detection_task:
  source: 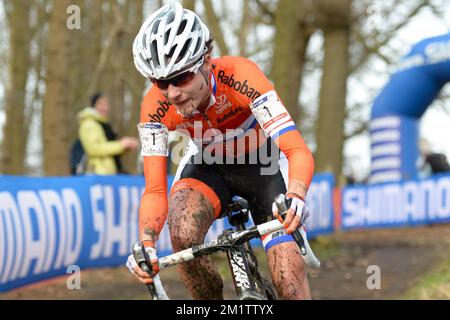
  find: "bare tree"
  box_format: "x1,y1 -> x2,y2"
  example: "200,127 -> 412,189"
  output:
183,0 -> 196,11
87,1 -> 124,99
1,0 -> 31,175
313,0 -> 352,182
343,0 -> 436,141
42,0 -> 73,175
122,0 -> 146,174
270,0 -> 315,122
202,0 -> 229,56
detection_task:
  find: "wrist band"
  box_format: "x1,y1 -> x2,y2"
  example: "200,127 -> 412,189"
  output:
142,239 -> 155,248
286,192 -> 306,201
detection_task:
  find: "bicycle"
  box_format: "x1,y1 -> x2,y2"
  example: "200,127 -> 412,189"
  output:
132,194 -> 321,300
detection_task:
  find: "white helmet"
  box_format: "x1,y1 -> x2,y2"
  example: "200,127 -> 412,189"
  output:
133,2 -> 211,80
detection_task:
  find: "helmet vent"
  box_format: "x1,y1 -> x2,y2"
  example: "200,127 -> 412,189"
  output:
151,19 -> 160,36
164,30 -> 170,45
193,37 -> 202,55
177,39 -> 191,63
151,40 -> 159,66
177,19 -> 187,36
168,45 -> 177,58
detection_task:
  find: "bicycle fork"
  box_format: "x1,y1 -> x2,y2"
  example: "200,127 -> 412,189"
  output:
225,243 -> 265,300
222,224 -> 266,300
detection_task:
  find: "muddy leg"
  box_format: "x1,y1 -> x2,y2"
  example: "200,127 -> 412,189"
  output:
267,242 -> 311,300
168,189 -> 223,300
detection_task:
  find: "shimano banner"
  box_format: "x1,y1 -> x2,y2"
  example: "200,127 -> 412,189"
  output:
0,175 -> 147,292
302,173 -> 335,236
342,173 -> 450,230
0,173 -> 334,292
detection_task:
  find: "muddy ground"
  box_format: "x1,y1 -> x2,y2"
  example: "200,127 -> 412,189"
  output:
2,224 -> 450,300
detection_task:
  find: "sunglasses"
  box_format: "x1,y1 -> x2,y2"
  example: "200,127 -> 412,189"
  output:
151,70 -> 197,90
151,56 -> 205,90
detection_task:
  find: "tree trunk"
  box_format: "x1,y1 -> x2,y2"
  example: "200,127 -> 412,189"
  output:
202,0 -> 228,56
0,0 -> 31,175
270,0 -> 314,123
122,0 -> 145,174
42,0 -> 72,175
67,0 -> 86,144
314,0 -> 352,182
182,0 -> 196,11
237,0 -> 252,57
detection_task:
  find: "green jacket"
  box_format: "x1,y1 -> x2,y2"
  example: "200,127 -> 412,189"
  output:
77,107 -> 125,175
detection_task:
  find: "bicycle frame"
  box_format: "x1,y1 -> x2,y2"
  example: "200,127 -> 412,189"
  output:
133,218 -> 286,300
223,196 -> 269,300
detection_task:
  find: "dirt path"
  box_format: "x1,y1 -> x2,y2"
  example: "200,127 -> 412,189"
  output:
309,224 -> 450,299
2,224 -> 449,300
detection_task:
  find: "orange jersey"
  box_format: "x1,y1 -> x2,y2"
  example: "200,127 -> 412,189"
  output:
138,56 -> 314,243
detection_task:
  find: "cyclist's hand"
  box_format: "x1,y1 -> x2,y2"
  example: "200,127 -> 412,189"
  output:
126,246 -> 160,285
272,194 -> 310,234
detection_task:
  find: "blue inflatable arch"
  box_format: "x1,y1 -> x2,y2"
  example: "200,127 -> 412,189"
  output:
369,32 -> 450,183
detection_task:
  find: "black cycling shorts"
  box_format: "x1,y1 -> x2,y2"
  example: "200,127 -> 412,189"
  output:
172,144 -> 288,226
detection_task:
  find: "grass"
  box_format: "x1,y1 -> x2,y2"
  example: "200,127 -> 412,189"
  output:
401,253 -> 450,300
308,235 -> 342,261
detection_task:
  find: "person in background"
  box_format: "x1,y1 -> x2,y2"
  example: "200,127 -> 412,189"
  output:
77,92 -> 138,175
424,152 -> 450,174
418,138 -> 450,176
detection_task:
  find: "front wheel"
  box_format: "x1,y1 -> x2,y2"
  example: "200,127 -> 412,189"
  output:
239,291 -> 268,300
244,248 -> 278,300
261,277 -> 278,300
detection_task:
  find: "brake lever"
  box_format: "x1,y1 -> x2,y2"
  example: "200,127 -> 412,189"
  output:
132,241 -> 158,299
274,194 -> 307,256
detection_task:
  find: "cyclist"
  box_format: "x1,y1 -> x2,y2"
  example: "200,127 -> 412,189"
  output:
126,2 -> 314,300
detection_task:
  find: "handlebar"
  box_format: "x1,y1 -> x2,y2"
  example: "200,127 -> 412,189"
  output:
135,216 -> 319,273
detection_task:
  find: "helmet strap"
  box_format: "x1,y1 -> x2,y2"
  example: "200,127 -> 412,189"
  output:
199,67 -> 209,86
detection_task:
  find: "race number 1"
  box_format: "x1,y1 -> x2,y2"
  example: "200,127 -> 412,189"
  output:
250,90 -> 293,137
137,122 -> 169,157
